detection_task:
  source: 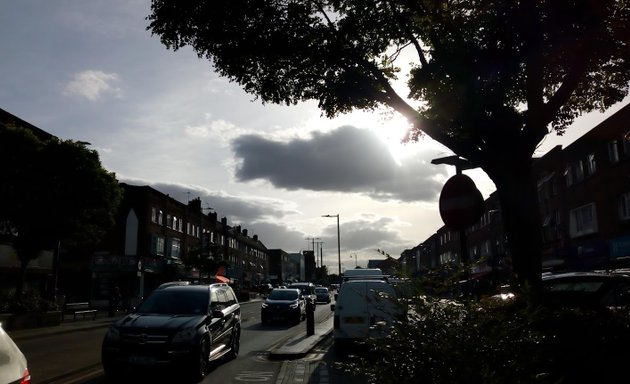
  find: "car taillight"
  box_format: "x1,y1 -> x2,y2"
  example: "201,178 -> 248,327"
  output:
21,368 -> 31,384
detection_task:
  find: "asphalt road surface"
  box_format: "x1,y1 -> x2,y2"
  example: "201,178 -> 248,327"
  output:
18,299 -> 336,384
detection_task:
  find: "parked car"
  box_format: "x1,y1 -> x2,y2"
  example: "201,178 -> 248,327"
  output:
261,288 -> 305,324
288,282 -> 317,306
541,271 -> 630,309
0,324 -> 30,384
331,278 -> 406,350
314,287 -> 331,303
101,282 -> 241,382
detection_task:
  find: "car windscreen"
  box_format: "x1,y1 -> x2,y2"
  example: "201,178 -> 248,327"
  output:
315,288 -> 328,294
136,289 -> 209,315
268,290 -> 298,300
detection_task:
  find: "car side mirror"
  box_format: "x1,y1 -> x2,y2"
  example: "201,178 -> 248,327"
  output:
334,293 -> 338,301
330,304 -> 335,311
212,309 -> 225,319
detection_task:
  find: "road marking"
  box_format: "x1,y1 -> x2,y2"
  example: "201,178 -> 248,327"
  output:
235,370 -> 275,382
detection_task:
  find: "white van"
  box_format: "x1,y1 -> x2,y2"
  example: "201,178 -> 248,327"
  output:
330,279 -> 404,347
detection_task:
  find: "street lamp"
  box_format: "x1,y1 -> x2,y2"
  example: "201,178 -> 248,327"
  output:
322,214 -> 341,283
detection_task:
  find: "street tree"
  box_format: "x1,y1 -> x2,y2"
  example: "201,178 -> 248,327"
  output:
0,126 -> 122,298
147,0 -> 630,287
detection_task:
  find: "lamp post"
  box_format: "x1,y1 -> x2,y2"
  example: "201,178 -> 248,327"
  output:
322,214 -> 341,284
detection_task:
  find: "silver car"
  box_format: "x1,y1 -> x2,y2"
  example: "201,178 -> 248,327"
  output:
0,324 -> 31,384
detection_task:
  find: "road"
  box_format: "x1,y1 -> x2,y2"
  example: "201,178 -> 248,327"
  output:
17,299 -> 338,384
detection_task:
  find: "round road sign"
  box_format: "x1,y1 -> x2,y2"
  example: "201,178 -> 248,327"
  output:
438,174 -> 484,231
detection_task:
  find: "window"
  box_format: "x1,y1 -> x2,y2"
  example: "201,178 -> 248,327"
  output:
624,132 -> 630,155
569,203 -> 597,238
151,207 -> 158,223
440,251 -> 454,264
158,210 -> 164,225
574,160 -> 584,183
619,193 -> 630,220
609,140 -> 620,163
586,153 -> 596,175
167,238 -> 181,259
151,235 -> 165,256
564,165 -> 573,187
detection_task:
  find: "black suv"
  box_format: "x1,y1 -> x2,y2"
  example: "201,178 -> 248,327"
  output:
101,282 -> 241,381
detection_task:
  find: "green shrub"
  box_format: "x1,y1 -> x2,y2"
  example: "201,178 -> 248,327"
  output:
0,290 -> 59,314
336,293 -> 630,384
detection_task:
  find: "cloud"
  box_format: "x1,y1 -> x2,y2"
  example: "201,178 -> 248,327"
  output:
231,125 -> 448,202
63,70 -> 122,101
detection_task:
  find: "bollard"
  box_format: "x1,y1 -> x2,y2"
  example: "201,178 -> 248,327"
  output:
306,298 -> 315,335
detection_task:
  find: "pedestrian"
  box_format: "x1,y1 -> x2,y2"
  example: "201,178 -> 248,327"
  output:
108,286 -> 121,317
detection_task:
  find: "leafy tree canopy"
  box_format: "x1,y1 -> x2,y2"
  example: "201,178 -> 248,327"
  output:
0,126 -> 123,258
148,0 -> 630,164
147,0 -> 630,286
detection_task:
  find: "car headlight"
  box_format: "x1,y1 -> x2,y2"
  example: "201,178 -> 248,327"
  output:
105,326 -> 120,342
172,327 -> 197,343
261,302 -> 269,308
290,302 -> 299,309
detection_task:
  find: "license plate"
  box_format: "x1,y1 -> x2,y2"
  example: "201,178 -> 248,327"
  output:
344,316 -> 365,324
128,355 -> 155,364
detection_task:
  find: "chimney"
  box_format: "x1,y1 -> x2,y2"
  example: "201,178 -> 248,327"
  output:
243,229 -> 248,236
253,234 -> 258,241
221,217 -> 227,226
188,197 -> 202,213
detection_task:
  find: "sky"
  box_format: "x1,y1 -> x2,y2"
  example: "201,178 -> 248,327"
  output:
1,1 -> 629,274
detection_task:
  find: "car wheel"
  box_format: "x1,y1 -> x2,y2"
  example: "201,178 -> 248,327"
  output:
226,325 -> 241,360
191,336 -> 210,382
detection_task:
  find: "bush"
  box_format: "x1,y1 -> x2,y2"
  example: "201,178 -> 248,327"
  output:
0,290 -> 59,314
335,293 -> 630,384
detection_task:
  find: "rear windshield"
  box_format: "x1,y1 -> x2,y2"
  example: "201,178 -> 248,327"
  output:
268,290 -> 299,300
136,289 -> 209,315
315,288 -> 328,293
291,285 -> 314,294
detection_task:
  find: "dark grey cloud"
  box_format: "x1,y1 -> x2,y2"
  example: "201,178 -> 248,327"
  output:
231,126 -> 447,202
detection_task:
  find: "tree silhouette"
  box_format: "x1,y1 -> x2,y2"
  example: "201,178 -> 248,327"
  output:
148,0 -> 630,287
0,126 -> 122,298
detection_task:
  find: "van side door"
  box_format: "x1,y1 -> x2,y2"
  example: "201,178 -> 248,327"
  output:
366,282 -> 400,339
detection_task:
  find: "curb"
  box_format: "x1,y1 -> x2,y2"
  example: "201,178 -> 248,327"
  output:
268,315 -> 334,360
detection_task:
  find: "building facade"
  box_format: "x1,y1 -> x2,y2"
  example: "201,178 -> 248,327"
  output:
408,103 -> 630,288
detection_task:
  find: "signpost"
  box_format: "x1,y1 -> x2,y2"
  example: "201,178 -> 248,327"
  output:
432,156 -> 483,288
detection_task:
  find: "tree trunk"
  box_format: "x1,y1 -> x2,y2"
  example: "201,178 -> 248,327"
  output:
485,159 -> 542,289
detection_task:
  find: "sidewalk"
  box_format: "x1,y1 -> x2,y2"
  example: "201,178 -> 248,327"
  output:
10,310 -> 118,342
